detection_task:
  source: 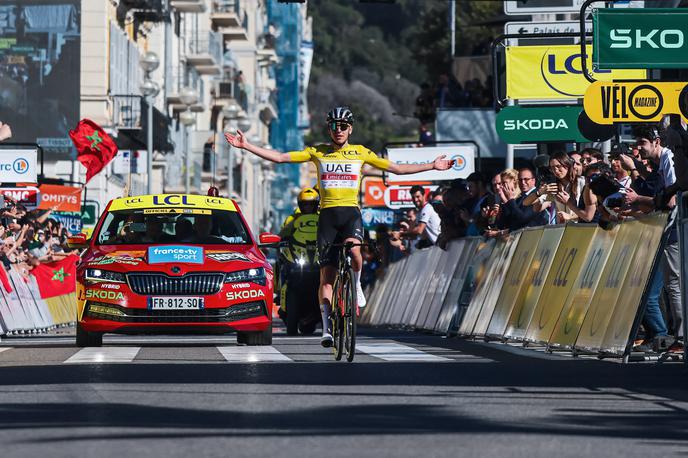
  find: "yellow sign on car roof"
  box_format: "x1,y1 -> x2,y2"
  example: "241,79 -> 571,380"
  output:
108,194 -> 236,212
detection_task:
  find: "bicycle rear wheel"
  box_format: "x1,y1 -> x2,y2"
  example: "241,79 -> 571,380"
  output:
331,279 -> 344,361
344,267 -> 357,362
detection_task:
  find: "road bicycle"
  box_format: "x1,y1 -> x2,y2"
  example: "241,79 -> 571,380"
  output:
328,241 -> 368,362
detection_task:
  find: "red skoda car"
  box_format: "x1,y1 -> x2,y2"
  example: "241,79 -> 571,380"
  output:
69,194 -> 279,347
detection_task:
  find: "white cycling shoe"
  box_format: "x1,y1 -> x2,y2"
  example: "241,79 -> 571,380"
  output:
321,332 -> 333,348
357,285 -> 366,309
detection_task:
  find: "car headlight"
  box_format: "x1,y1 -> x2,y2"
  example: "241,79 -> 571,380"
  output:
85,269 -> 126,283
225,267 -> 266,286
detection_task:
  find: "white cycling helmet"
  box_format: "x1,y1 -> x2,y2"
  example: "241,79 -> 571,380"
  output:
326,106 -> 354,125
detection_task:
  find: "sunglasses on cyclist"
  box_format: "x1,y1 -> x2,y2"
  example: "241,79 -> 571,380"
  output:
328,122 -> 350,132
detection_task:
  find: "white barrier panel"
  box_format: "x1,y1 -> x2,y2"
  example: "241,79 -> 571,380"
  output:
434,238 -> 483,334
403,247 -> 443,327
417,240 -> 466,330
485,228 -> 544,339
379,257 -> 411,326
472,233 -> 521,337
458,238 -> 499,336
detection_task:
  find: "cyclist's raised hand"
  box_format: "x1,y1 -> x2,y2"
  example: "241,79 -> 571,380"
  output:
224,129 -> 248,149
433,155 -> 455,170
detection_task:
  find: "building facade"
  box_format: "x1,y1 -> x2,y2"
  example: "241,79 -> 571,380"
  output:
2,0 -> 310,234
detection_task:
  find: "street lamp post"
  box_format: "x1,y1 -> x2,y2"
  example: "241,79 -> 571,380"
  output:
222,102 -> 241,199
179,87 -> 199,194
140,51 -> 160,195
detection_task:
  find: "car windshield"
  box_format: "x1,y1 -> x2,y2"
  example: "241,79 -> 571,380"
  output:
95,208 -> 251,245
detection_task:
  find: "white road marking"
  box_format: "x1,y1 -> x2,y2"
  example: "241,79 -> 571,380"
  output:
0,347 -> 11,354
356,343 -> 450,362
217,345 -> 292,362
64,347 -> 141,364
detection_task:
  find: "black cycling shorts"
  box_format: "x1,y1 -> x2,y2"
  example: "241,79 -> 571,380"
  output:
317,207 -> 363,267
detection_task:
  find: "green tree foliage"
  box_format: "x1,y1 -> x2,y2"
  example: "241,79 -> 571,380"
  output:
306,0 -> 501,149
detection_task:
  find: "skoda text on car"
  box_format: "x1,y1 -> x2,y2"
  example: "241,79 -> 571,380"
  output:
70,194 -> 279,347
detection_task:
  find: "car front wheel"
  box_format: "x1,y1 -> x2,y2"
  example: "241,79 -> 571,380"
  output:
237,319 -> 272,346
76,323 -> 103,347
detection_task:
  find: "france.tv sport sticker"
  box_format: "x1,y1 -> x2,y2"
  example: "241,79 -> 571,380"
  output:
148,246 -> 204,264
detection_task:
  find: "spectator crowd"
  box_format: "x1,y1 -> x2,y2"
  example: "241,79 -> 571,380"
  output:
368,122 -> 686,354
0,120 -> 76,283
0,198 -> 75,282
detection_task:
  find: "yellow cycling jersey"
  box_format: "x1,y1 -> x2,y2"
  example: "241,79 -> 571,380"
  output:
287,144 -> 391,208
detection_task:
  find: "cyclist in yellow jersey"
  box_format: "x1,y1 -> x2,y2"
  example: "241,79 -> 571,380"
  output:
225,106 -> 454,347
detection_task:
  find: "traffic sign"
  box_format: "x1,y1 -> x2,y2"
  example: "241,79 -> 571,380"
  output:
496,106 -> 588,143
593,9 -> 688,69
504,0 -> 643,15
505,21 -> 589,37
583,81 -> 688,124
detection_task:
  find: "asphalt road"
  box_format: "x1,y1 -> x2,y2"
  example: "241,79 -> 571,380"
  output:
1,323 -> 687,458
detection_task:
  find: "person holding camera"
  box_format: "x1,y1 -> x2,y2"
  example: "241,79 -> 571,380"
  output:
523,152 -> 585,224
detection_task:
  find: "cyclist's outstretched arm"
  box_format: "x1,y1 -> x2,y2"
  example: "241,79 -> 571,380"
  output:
385,155 -> 454,175
225,129 -> 292,163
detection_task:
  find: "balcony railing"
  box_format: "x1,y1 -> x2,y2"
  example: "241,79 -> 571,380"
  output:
187,31 -> 223,74
212,78 -> 248,112
211,0 -> 243,28
170,0 -> 206,13
111,95 -> 142,131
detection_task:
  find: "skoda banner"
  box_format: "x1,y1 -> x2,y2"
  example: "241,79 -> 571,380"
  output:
496,106 -> 587,143
506,45 -> 646,100
0,148 -> 38,183
386,145 -> 475,182
583,81 -> 688,124
594,9 -> 688,69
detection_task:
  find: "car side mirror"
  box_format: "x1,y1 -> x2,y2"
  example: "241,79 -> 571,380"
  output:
67,233 -> 89,249
258,232 -> 281,248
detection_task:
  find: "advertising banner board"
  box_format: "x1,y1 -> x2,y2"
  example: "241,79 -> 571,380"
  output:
37,184 -> 82,213
583,81 -> 688,124
386,145 -> 475,182
594,8 -> 688,69
506,45 -> 646,100
0,149 -> 37,183
496,105 -> 588,143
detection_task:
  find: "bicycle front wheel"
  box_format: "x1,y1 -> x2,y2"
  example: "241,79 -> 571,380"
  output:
332,279 -> 344,361
344,267 -> 357,362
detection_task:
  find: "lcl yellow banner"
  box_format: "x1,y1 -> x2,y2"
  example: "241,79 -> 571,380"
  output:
506,45 -> 646,100
584,81 -> 688,124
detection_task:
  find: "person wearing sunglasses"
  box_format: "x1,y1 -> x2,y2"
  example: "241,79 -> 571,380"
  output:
225,106 -> 454,347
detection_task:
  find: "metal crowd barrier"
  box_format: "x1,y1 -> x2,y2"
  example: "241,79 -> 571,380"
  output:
0,265 -> 76,335
361,212 -> 668,361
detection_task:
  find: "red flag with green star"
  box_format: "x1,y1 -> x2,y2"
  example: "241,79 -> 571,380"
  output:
30,255 -> 78,299
69,119 -> 118,183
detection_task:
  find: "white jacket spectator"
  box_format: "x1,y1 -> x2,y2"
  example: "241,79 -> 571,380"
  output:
403,185 -> 441,248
